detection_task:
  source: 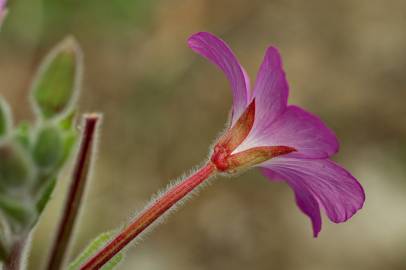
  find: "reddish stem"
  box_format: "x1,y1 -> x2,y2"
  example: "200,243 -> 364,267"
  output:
79,162 -> 216,270
46,114 -> 100,270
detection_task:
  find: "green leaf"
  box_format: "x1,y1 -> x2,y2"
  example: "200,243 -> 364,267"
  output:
59,110 -> 76,131
0,141 -> 33,190
36,176 -> 56,213
31,36 -> 83,119
61,130 -> 77,164
0,97 -> 12,138
68,231 -> 123,270
32,125 -> 64,170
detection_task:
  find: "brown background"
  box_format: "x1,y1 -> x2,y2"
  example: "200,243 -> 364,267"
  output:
1,0 -> 406,269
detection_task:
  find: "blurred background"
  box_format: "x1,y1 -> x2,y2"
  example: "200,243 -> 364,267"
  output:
1,0 -> 406,269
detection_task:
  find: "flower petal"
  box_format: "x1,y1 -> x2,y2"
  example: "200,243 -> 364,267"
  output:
238,105 -> 338,157
261,158 -> 365,236
290,179 -> 322,237
251,46 -> 289,132
188,32 -> 249,124
261,167 -> 322,236
235,106 -> 338,159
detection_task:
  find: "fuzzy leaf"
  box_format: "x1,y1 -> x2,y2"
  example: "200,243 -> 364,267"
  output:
68,231 -> 123,270
31,36 -> 82,119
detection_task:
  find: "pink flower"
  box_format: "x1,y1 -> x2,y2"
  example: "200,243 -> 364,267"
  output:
188,32 -> 365,237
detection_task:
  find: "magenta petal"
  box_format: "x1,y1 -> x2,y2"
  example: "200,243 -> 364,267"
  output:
261,167 -> 322,236
289,180 -> 322,237
260,167 -> 284,181
261,158 -> 365,236
234,105 -> 338,158
252,46 -> 289,131
254,105 -> 339,158
188,32 -> 249,124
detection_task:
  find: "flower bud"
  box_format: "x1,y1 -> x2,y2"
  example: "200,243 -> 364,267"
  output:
32,125 -> 64,170
31,36 -> 82,119
0,141 -> 33,190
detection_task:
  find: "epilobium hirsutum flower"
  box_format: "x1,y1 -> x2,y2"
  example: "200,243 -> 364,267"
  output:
188,32 -> 365,237
79,32 -> 365,269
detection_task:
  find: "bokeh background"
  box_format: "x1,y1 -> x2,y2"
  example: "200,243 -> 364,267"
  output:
1,0 -> 406,269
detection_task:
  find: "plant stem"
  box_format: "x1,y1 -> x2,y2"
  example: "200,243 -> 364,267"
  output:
79,162 -> 217,270
4,238 -> 27,270
45,114 -> 101,270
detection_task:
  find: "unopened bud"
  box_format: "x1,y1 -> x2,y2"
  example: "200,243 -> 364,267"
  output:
0,141 -> 33,189
33,126 -> 64,170
31,36 -> 83,119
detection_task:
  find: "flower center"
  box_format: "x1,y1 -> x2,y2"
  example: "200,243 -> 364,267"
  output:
211,145 -> 230,171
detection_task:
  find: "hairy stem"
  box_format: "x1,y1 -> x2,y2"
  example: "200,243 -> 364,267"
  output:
79,162 -> 217,270
45,114 -> 101,270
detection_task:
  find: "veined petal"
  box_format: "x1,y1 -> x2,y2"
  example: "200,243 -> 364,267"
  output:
251,46 -> 289,133
188,32 -> 249,124
236,105 -> 339,158
261,167 -> 321,236
261,158 -> 365,236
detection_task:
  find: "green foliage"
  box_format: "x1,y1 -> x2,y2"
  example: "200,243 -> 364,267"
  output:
0,36 -> 82,261
68,231 -> 123,270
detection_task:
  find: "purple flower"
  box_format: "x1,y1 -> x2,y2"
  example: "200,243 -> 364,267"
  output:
188,32 -> 365,237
